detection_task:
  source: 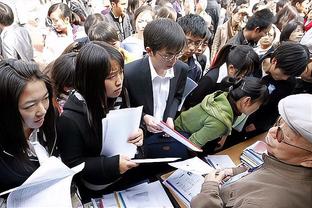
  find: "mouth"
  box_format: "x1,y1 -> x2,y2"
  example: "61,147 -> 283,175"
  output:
35,117 -> 44,123
114,88 -> 122,93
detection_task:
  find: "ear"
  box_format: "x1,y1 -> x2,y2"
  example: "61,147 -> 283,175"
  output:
227,64 -> 236,77
111,2 -> 116,7
254,27 -> 261,33
64,16 -> 70,24
241,96 -> 252,107
145,47 -> 154,56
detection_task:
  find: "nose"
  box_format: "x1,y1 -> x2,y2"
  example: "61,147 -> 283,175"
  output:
36,102 -> 47,117
115,74 -> 123,86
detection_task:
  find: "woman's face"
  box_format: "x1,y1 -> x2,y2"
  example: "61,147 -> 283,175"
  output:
49,8 -> 69,33
135,11 -> 153,32
18,79 -> 49,132
289,25 -> 304,42
259,27 -> 275,47
105,60 -> 124,98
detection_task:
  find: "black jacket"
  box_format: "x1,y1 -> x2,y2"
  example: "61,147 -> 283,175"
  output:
56,95 -> 121,188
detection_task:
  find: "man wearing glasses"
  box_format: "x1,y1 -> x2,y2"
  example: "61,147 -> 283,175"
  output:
191,93 -> 312,208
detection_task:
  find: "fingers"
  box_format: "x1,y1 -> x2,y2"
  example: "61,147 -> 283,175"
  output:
128,129 -> 144,146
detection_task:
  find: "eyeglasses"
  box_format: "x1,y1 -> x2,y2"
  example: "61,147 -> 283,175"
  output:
186,39 -> 203,47
274,117 -> 312,153
157,51 -> 184,62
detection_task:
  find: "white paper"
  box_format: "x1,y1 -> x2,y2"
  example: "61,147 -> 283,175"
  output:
131,157 -> 180,164
157,121 -> 202,152
205,155 -> 236,169
163,169 -> 204,207
102,193 -> 119,208
178,77 -> 198,111
1,157 -> 84,208
119,181 -> 173,208
101,106 -> 143,158
169,157 -> 214,175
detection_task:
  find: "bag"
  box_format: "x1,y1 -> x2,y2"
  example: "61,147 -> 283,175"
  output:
143,133 -> 189,159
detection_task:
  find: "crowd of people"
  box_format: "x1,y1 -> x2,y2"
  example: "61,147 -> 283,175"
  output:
0,0 -> 311,206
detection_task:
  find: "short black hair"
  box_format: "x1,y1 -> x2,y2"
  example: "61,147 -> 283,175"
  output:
177,14 -> 208,38
84,13 -> 105,34
0,2 -> 14,26
88,22 -> 119,43
245,8 -> 274,31
144,18 -> 186,53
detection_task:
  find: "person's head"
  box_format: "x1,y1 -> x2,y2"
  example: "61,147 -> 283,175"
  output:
291,0 -> 308,14
263,42 -> 309,80
276,0 -> 288,13
51,52 -> 77,100
0,2 -> 14,27
259,25 -> 276,48
211,44 -> 260,78
300,58 -> 312,82
48,3 -> 81,34
110,0 -> 128,17
84,13 -> 105,35
144,18 -> 186,70
195,30 -> 212,56
275,4 -> 299,31
75,41 -> 124,134
225,76 -> 268,115
88,22 -> 120,48
266,94 -> 312,167
177,14 -> 208,58
154,5 -> 177,20
244,8 -> 274,42
133,5 -> 154,33
0,59 -> 55,156
280,20 -> 304,42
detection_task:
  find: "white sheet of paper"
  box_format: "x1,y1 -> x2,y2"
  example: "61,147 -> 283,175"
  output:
205,155 -> 236,169
178,77 -> 198,111
131,157 -> 180,164
169,157 -> 214,175
2,157 -> 84,208
157,121 -> 202,152
101,106 -> 143,158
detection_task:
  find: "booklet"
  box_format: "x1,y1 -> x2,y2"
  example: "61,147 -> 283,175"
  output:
0,157 -> 84,208
101,106 -> 143,158
205,155 -> 236,169
169,157 -> 214,175
131,157 -> 180,164
157,121 -> 203,152
178,77 -> 198,111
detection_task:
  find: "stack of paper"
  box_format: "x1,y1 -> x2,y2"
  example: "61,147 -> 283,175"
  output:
240,141 -> 266,169
205,155 -> 236,169
101,181 -> 173,208
101,106 -> 143,158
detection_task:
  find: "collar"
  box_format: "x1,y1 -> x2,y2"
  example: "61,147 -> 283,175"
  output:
148,56 -> 174,80
110,10 -> 123,22
239,30 -> 256,47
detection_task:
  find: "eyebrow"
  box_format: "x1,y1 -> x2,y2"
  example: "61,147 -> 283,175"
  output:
22,92 -> 49,105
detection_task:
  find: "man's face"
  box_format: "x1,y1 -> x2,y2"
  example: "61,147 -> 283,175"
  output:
252,25 -> 272,42
148,47 -> 183,71
112,0 -> 128,17
300,60 -> 312,82
182,34 -> 203,59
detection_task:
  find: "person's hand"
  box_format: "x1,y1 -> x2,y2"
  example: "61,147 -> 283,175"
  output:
166,117 -> 174,129
128,128 -> 144,146
119,155 -> 138,174
204,169 -> 232,184
245,124 -> 256,132
143,114 -> 163,133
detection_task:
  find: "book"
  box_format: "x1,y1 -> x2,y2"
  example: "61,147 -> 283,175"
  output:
101,106 -> 143,158
0,157 -> 84,208
157,121 -> 203,152
240,141 -> 266,169
205,155 -> 236,169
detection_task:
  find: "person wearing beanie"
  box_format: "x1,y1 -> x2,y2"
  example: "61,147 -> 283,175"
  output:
191,94 -> 312,208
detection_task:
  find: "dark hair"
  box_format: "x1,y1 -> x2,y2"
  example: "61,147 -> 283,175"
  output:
144,18 -> 186,53
280,20 -> 303,42
51,52 -> 77,98
211,44 -> 260,77
62,40 -> 87,54
290,0 -> 305,7
274,4 -> 299,31
0,2 -> 14,26
245,8 -> 274,31
88,22 -> 119,43
223,76 -> 268,104
84,13 -> 105,35
276,0 -> 288,13
0,59 -> 56,157
48,3 -> 81,26
236,0 -> 249,7
268,42 -> 310,76
177,14 -> 208,38
75,41 -> 123,140
154,5 -> 176,20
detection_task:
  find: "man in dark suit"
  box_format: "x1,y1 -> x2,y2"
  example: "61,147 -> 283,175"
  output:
124,18 -> 189,158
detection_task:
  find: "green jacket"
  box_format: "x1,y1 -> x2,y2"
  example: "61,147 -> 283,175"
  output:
175,91 -> 234,147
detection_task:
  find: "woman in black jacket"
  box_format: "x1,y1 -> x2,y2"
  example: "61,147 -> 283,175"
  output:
56,41 -> 143,199
0,59 -> 57,192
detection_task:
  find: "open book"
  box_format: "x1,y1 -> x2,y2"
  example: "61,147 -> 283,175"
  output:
0,157 -> 84,208
101,106 -> 143,158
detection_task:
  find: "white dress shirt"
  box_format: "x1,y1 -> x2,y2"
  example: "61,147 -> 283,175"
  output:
148,57 -> 175,121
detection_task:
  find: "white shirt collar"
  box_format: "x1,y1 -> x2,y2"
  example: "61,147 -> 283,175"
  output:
148,56 -> 175,80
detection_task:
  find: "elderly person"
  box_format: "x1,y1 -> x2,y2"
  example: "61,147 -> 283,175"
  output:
191,93 -> 312,208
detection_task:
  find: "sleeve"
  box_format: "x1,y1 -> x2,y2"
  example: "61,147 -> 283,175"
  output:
211,26 -> 222,61
56,115 -> 121,185
167,65 -> 188,119
189,117 -> 227,147
1,36 -> 18,59
190,181 -> 224,208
